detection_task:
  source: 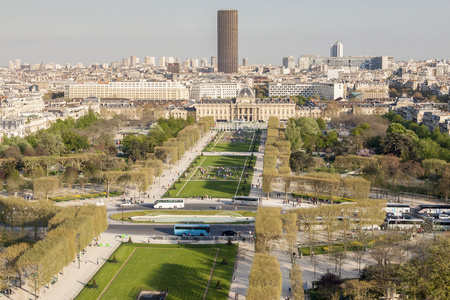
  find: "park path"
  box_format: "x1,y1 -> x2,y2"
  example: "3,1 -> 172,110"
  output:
176,156 -> 206,196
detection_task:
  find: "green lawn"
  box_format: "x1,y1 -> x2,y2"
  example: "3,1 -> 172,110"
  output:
199,156 -> 250,167
166,155 -> 255,198
203,130 -> 259,153
76,244 -> 237,300
109,210 -> 257,221
166,180 -> 245,198
208,142 -> 254,152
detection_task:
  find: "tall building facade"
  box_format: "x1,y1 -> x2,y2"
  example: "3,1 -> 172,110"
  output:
283,56 -> 296,69
330,42 -> 344,57
217,9 -> 238,73
242,58 -> 248,66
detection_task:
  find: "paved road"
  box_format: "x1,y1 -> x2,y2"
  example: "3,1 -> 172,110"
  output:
106,223 -> 254,236
107,202 -> 258,213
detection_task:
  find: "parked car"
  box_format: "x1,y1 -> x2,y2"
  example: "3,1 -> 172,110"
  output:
221,229 -> 237,236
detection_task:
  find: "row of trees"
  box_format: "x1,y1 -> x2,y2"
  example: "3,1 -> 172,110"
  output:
0,198 -> 107,293
121,116 -> 196,161
248,207 -> 283,300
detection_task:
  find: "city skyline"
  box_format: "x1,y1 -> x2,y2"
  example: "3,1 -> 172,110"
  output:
1,0 -> 450,67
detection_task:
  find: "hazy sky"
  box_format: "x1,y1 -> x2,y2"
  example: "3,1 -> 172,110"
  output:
1,0 -> 449,66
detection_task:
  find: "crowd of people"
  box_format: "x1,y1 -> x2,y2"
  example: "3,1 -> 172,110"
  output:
184,166 -> 244,180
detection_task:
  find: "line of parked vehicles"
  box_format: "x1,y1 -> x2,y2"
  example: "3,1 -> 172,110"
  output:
384,203 -> 450,231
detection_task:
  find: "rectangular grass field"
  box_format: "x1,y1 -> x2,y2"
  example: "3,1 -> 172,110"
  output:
164,155 -> 254,198
76,244 -> 237,300
204,131 -> 257,153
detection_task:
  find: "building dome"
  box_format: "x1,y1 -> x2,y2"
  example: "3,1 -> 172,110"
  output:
237,86 -> 254,99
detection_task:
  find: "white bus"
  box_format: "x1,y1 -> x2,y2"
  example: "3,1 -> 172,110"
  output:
385,203 -> 410,216
433,220 -> 450,231
154,199 -> 185,209
232,196 -> 259,206
384,218 -> 424,230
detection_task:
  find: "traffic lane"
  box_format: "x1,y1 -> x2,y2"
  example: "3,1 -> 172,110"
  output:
107,203 -> 257,213
106,223 -> 254,236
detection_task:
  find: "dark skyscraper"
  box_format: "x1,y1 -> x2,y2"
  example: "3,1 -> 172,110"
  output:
217,9 -> 238,73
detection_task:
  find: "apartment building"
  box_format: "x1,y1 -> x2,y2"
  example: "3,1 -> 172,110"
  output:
190,82 -> 243,101
268,82 -> 344,100
64,81 -> 189,100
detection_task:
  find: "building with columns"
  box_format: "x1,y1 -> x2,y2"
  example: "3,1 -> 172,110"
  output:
195,86 -> 296,122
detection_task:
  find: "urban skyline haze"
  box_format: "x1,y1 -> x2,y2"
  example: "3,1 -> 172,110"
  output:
1,0 -> 449,66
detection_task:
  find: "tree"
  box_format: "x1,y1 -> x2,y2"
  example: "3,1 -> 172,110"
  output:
285,119 -> 303,151
35,132 -> 65,156
247,253 -> 282,300
296,208 -> 320,261
33,177 -> 59,200
290,262 -> 304,300
343,177 -> 371,200
61,130 -> 90,151
255,207 -> 282,253
316,118 -> 326,130
282,212 -> 298,262
0,243 -> 30,289
290,151 -> 315,173
343,279 -> 376,300
262,168 -> 278,200
100,171 -> 124,197
328,246 -> 347,277
383,132 -> 418,161
320,205 -> 339,251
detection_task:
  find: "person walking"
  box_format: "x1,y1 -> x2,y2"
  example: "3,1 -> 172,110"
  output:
97,258 -> 99,265
85,257 -> 88,264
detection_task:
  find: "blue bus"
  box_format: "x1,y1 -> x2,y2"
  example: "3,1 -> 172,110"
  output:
174,224 -> 211,236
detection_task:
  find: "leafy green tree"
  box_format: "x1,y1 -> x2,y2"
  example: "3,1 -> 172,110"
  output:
383,132 -> 418,161
296,117 -> 319,137
61,131 -> 90,151
316,118 -> 326,130
285,119 -> 302,151
36,132 -> 65,155
386,123 -> 406,135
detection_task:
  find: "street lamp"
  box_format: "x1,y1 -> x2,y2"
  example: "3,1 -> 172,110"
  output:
31,272 -> 38,300
122,205 -> 124,224
76,233 -> 81,269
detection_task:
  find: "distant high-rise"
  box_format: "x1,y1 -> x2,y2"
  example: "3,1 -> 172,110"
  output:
242,58 -> 248,66
122,58 -> 130,66
211,56 -> 217,67
130,56 -> 137,68
282,56 -> 296,69
330,42 -> 344,57
159,56 -> 166,68
14,59 -> 21,69
217,9 -> 238,73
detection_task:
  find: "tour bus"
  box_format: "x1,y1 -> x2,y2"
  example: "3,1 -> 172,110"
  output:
385,203 -> 411,216
153,198 -> 185,209
383,218 -> 424,230
417,204 -> 450,215
232,196 -> 260,206
433,219 -> 450,231
174,224 -> 211,236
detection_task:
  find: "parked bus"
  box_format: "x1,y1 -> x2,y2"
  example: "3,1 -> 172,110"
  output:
433,219 -> 450,231
154,199 -> 185,209
232,196 -> 259,206
385,203 -> 410,216
174,224 -> 210,236
417,204 -> 450,215
383,218 -> 424,230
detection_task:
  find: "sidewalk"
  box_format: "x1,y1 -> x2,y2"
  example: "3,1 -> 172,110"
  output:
228,242 -> 255,300
9,233 -> 121,300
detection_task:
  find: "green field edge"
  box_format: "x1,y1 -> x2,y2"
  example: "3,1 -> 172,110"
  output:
75,243 -> 238,300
